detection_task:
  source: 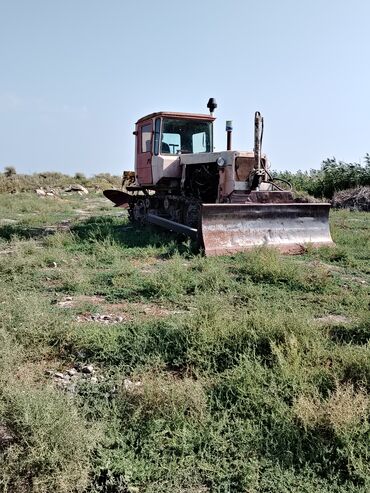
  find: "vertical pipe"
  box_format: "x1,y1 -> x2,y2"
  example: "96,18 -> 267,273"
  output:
226,120 -> 233,151
254,112 -> 262,172
227,132 -> 232,150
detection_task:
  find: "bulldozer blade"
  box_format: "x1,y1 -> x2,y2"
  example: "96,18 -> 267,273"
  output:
200,203 -> 334,255
103,189 -> 131,208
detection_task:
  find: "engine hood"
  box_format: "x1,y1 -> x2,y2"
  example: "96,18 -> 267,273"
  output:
179,150 -> 255,166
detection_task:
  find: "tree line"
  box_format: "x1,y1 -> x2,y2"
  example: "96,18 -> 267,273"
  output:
274,155 -> 370,198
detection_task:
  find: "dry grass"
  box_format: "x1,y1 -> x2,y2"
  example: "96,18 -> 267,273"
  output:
120,372 -> 208,421
293,383 -> 369,432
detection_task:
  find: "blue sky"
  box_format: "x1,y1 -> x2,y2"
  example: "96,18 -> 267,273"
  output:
0,0 -> 369,175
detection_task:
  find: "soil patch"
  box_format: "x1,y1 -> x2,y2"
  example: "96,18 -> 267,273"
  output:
56,295 -> 183,319
315,314 -> 351,325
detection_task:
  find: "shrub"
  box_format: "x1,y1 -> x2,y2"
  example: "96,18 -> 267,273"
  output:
74,172 -> 86,181
0,384 -> 99,493
274,155 -> 370,198
4,166 -> 16,177
293,384 -> 368,433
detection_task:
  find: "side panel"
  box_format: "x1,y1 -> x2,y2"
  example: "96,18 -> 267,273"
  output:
151,155 -> 181,184
136,120 -> 153,185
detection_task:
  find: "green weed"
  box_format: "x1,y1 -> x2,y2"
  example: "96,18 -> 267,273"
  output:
0,193 -> 369,492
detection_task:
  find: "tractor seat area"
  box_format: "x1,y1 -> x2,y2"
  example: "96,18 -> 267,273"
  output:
161,142 -> 170,153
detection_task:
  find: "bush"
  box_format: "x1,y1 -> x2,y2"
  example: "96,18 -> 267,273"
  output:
0,384 -> 99,493
3,166 -> 16,177
274,155 -> 370,199
0,327 -> 99,493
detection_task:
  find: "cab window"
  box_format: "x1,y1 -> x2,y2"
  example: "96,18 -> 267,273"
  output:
153,118 -> 161,155
141,124 -> 152,153
161,118 -> 212,154
192,131 -> 208,153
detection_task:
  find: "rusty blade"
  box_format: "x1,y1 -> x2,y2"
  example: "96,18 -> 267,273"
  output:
200,203 -> 334,255
103,189 -> 131,208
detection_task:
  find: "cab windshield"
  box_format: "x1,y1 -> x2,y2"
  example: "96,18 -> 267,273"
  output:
161,118 -> 212,155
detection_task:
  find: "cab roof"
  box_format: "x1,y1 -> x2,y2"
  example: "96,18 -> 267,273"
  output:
136,112 -> 216,124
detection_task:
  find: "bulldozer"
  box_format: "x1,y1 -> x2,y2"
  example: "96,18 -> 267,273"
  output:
104,99 -> 334,255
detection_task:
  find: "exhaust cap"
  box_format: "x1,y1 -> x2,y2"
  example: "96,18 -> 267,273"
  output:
207,98 -> 217,115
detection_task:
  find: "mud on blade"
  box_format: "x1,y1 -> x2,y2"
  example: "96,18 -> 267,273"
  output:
200,203 -> 334,256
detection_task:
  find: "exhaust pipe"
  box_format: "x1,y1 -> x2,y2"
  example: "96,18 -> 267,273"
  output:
226,120 -> 233,150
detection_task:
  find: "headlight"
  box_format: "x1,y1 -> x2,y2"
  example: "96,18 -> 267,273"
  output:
216,157 -> 226,168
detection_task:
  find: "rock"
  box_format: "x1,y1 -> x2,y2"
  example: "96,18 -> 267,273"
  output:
55,379 -> 69,388
57,298 -> 73,307
36,187 -> 57,197
44,226 -> 57,233
67,368 -> 78,376
54,372 -> 65,379
45,189 -> 57,197
82,364 -> 94,374
64,184 -> 89,194
124,378 -> 142,391
123,378 -> 132,390
77,312 -> 125,324
90,376 -> 98,384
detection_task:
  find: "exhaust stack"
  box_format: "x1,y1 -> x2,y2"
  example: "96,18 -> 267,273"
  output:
226,120 -> 233,150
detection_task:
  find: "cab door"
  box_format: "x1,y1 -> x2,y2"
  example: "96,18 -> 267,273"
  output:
136,120 -> 153,185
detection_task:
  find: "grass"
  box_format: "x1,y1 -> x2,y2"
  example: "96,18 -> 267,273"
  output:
0,192 -> 369,492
